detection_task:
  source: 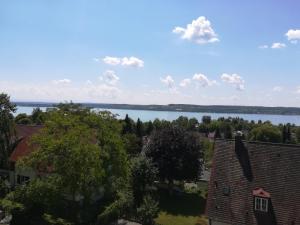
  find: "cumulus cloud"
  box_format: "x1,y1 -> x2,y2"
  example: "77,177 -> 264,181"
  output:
173,16 -> 219,44
100,70 -> 119,85
271,42 -> 286,49
273,86 -> 283,92
296,86 -> 300,94
160,75 -> 175,89
192,73 -> 217,87
221,73 -> 245,90
286,29 -> 300,43
179,78 -> 191,87
102,56 -> 121,65
52,79 -> 71,85
102,56 -> 144,67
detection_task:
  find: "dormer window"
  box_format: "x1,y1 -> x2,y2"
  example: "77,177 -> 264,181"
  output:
254,197 -> 268,212
252,188 -> 270,213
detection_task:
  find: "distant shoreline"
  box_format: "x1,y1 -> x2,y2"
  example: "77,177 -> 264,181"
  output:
13,102 -> 300,116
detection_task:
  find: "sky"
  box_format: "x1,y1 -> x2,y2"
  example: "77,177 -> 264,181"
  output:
0,0 -> 300,106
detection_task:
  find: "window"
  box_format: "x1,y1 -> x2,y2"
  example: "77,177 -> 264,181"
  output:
254,197 -> 268,212
17,175 -> 30,185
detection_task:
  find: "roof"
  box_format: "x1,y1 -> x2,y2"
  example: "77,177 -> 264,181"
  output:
9,125 -> 43,163
206,138 -> 300,225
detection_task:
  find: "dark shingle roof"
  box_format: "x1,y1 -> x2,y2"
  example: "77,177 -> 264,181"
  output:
206,138 -> 300,225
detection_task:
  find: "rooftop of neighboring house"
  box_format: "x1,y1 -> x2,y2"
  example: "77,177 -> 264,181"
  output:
9,125 -> 43,163
206,136 -> 300,225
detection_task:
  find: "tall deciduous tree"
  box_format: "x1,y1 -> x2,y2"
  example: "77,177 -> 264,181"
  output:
0,93 -> 16,168
145,126 -> 203,186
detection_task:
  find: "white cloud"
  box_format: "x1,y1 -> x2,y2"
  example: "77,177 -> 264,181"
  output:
100,70 -> 119,85
103,56 -> 121,66
286,29 -> 300,43
273,86 -> 283,92
259,45 -> 268,49
221,73 -> 245,90
271,42 -> 286,49
192,73 -> 217,87
173,16 -> 219,44
160,75 -> 175,89
121,57 -> 144,67
102,56 -> 144,67
52,79 -> 71,85
179,78 -> 191,87
296,86 -> 300,94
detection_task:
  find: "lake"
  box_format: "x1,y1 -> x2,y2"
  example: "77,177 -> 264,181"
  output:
15,106 -> 300,125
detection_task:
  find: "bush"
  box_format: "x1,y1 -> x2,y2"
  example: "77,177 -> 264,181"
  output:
137,195 -> 159,225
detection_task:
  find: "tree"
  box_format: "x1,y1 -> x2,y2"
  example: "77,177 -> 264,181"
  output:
136,118 -> 144,138
130,155 -> 158,207
145,126 -> 203,187
296,127 -> 300,143
249,124 -> 282,143
145,121 -> 154,135
202,115 -> 211,124
123,114 -> 134,134
31,108 -> 45,125
0,93 -> 17,168
19,106 -> 129,224
15,113 -> 32,125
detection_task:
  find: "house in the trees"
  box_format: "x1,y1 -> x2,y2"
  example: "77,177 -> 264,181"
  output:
206,134 -> 300,225
6,125 -> 43,187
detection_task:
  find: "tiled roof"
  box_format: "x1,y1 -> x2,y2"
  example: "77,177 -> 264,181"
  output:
206,138 -> 300,225
9,125 -> 43,163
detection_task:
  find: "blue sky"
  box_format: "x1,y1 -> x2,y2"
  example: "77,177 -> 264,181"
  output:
1,0 -> 300,106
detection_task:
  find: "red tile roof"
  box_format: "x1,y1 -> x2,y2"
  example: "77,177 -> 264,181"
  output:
253,188 -> 271,198
9,125 -> 43,163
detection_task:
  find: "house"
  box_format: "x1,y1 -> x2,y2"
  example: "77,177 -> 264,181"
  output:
7,125 -> 43,187
206,134 -> 300,225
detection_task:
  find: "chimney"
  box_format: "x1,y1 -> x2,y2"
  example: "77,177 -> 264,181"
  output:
234,131 -> 253,181
235,131 -> 243,148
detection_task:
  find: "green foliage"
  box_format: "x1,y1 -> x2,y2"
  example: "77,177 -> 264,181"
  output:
136,118 -> 144,137
15,113 -> 32,125
0,93 -> 16,169
123,133 -> 142,156
145,126 -> 203,184
130,155 -> 158,207
97,188 -> 133,225
202,139 -> 214,168
31,108 -> 45,125
137,195 -> 159,225
43,214 -> 73,225
249,124 -> 282,143
15,104 -> 129,224
202,116 -> 211,124
296,127 -> 300,143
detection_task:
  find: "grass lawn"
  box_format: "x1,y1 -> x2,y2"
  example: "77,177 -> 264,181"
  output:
155,181 -> 208,225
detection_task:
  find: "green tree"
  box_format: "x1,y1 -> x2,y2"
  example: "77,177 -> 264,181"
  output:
31,108 -> 45,125
136,118 -> 144,138
0,93 -> 17,168
130,155 -> 158,207
249,124 -> 282,143
296,127 -> 300,143
19,106 -> 129,224
202,115 -> 211,124
145,126 -> 203,188
15,113 -> 32,125
123,114 -> 134,134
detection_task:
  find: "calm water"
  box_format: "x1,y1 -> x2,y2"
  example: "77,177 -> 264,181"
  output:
15,106 -> 300,125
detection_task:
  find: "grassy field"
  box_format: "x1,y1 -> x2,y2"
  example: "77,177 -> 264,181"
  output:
155,181 -> 208,225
